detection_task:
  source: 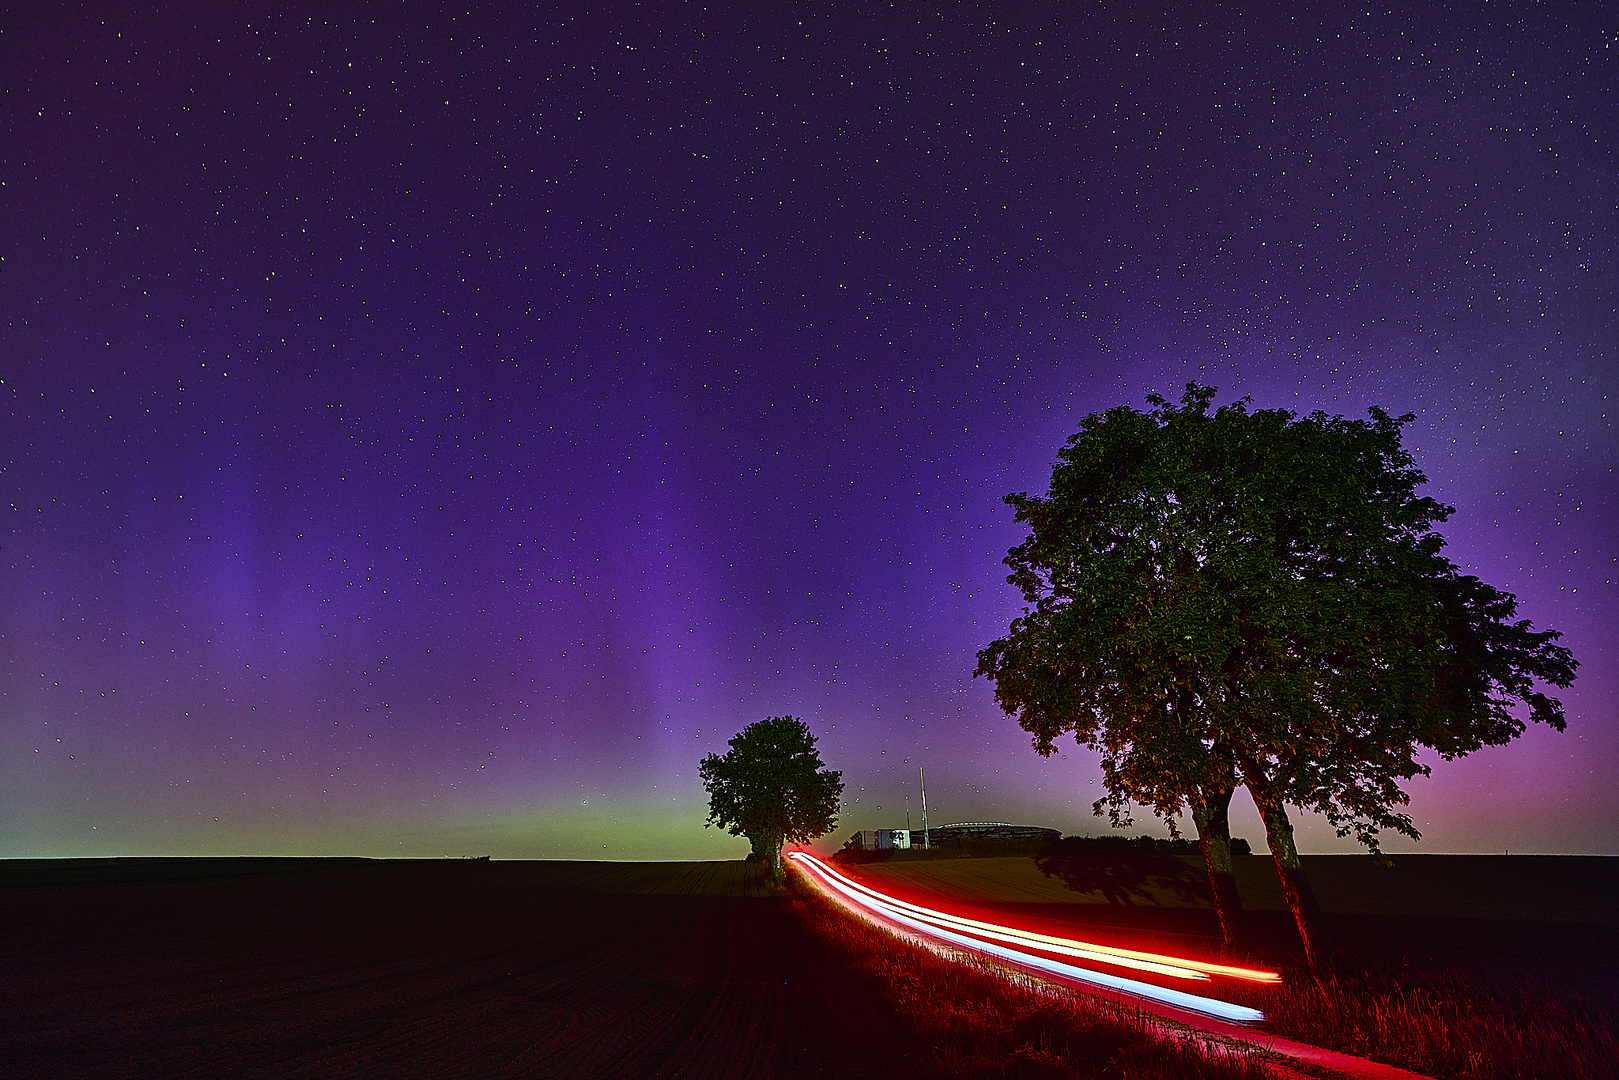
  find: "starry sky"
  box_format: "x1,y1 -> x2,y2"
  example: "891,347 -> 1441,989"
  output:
3,2 -> 1614,861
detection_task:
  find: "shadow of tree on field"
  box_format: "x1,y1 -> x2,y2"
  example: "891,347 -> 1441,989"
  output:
1034,837 -> 1213,907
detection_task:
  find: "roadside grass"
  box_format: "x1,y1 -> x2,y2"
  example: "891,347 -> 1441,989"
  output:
838,851 -> 1619,1078
784,869 -> 1282,1080
1225,952 -> 1619,1080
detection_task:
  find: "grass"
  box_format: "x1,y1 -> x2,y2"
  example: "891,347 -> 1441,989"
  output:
1225,951 -> 1619,1080
784,868 -> 1284,1080
840,850 -> 1619,1078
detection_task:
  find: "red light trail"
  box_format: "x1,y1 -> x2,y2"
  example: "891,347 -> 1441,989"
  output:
788,851 -> 1272,1024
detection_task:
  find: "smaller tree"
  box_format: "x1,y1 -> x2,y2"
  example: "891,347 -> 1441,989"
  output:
699,715 -> 843,881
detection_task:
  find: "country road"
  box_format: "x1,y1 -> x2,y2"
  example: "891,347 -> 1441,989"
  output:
0,859 -> 915,1079
791,852 -> 1433,1080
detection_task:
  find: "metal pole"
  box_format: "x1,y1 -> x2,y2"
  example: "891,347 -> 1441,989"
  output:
920,767 -> 929,849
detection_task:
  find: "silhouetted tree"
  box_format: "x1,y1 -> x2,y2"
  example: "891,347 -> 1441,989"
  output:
699,715 -> 843,883
977,384 -> 1577,971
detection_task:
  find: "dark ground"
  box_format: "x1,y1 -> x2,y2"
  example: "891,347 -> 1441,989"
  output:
0,859 -> 917,1079
847,853 -> 1619,998
7,854 -> 1614,1079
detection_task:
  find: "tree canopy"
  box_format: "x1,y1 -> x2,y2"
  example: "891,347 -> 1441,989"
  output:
975,384 -> 1577,965
699,715 -> 843,878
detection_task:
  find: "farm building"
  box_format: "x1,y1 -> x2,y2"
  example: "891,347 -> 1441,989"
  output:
841,828 -> 913,851
840,822 -> 1060,852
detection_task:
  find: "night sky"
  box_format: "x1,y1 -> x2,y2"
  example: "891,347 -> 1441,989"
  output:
3,2 -> 1614,861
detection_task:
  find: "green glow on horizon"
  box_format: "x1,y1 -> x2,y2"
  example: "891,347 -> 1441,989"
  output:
0,797 -> 774,861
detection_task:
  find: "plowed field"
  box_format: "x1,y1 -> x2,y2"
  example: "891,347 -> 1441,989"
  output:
0,859 -> 914,1079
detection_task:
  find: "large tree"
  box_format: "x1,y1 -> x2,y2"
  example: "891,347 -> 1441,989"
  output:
976,385 -> 1576,970
699,715 -> 844,882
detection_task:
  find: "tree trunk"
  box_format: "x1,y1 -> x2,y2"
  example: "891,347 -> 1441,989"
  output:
765,832 -> 785,886
1190,785 -> 1245,950
1243,775 -> 1330,974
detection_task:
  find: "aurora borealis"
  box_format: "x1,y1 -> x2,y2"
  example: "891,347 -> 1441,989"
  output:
2,1 -> 1613,860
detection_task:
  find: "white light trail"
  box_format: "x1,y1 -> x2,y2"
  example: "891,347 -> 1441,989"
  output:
789,851 -> 1269,1025
795,852 -> 1278,983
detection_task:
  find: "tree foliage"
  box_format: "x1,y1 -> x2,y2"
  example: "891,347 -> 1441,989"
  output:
976,384 -> 1577,964
699,715 -> 843,877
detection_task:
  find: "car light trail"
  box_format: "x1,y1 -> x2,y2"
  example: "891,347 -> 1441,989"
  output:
793,853 -> 1278,984
788,852 -> 1269,1025
808,862 -> 1207,981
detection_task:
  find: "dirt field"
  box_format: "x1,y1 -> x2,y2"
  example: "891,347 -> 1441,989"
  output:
0,858 -> 917,1079
843,853 -> 1619,993
8,854 -> 1612,1078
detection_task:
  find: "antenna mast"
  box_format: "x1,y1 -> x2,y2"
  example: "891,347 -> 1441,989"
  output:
920,766 -> 929,849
